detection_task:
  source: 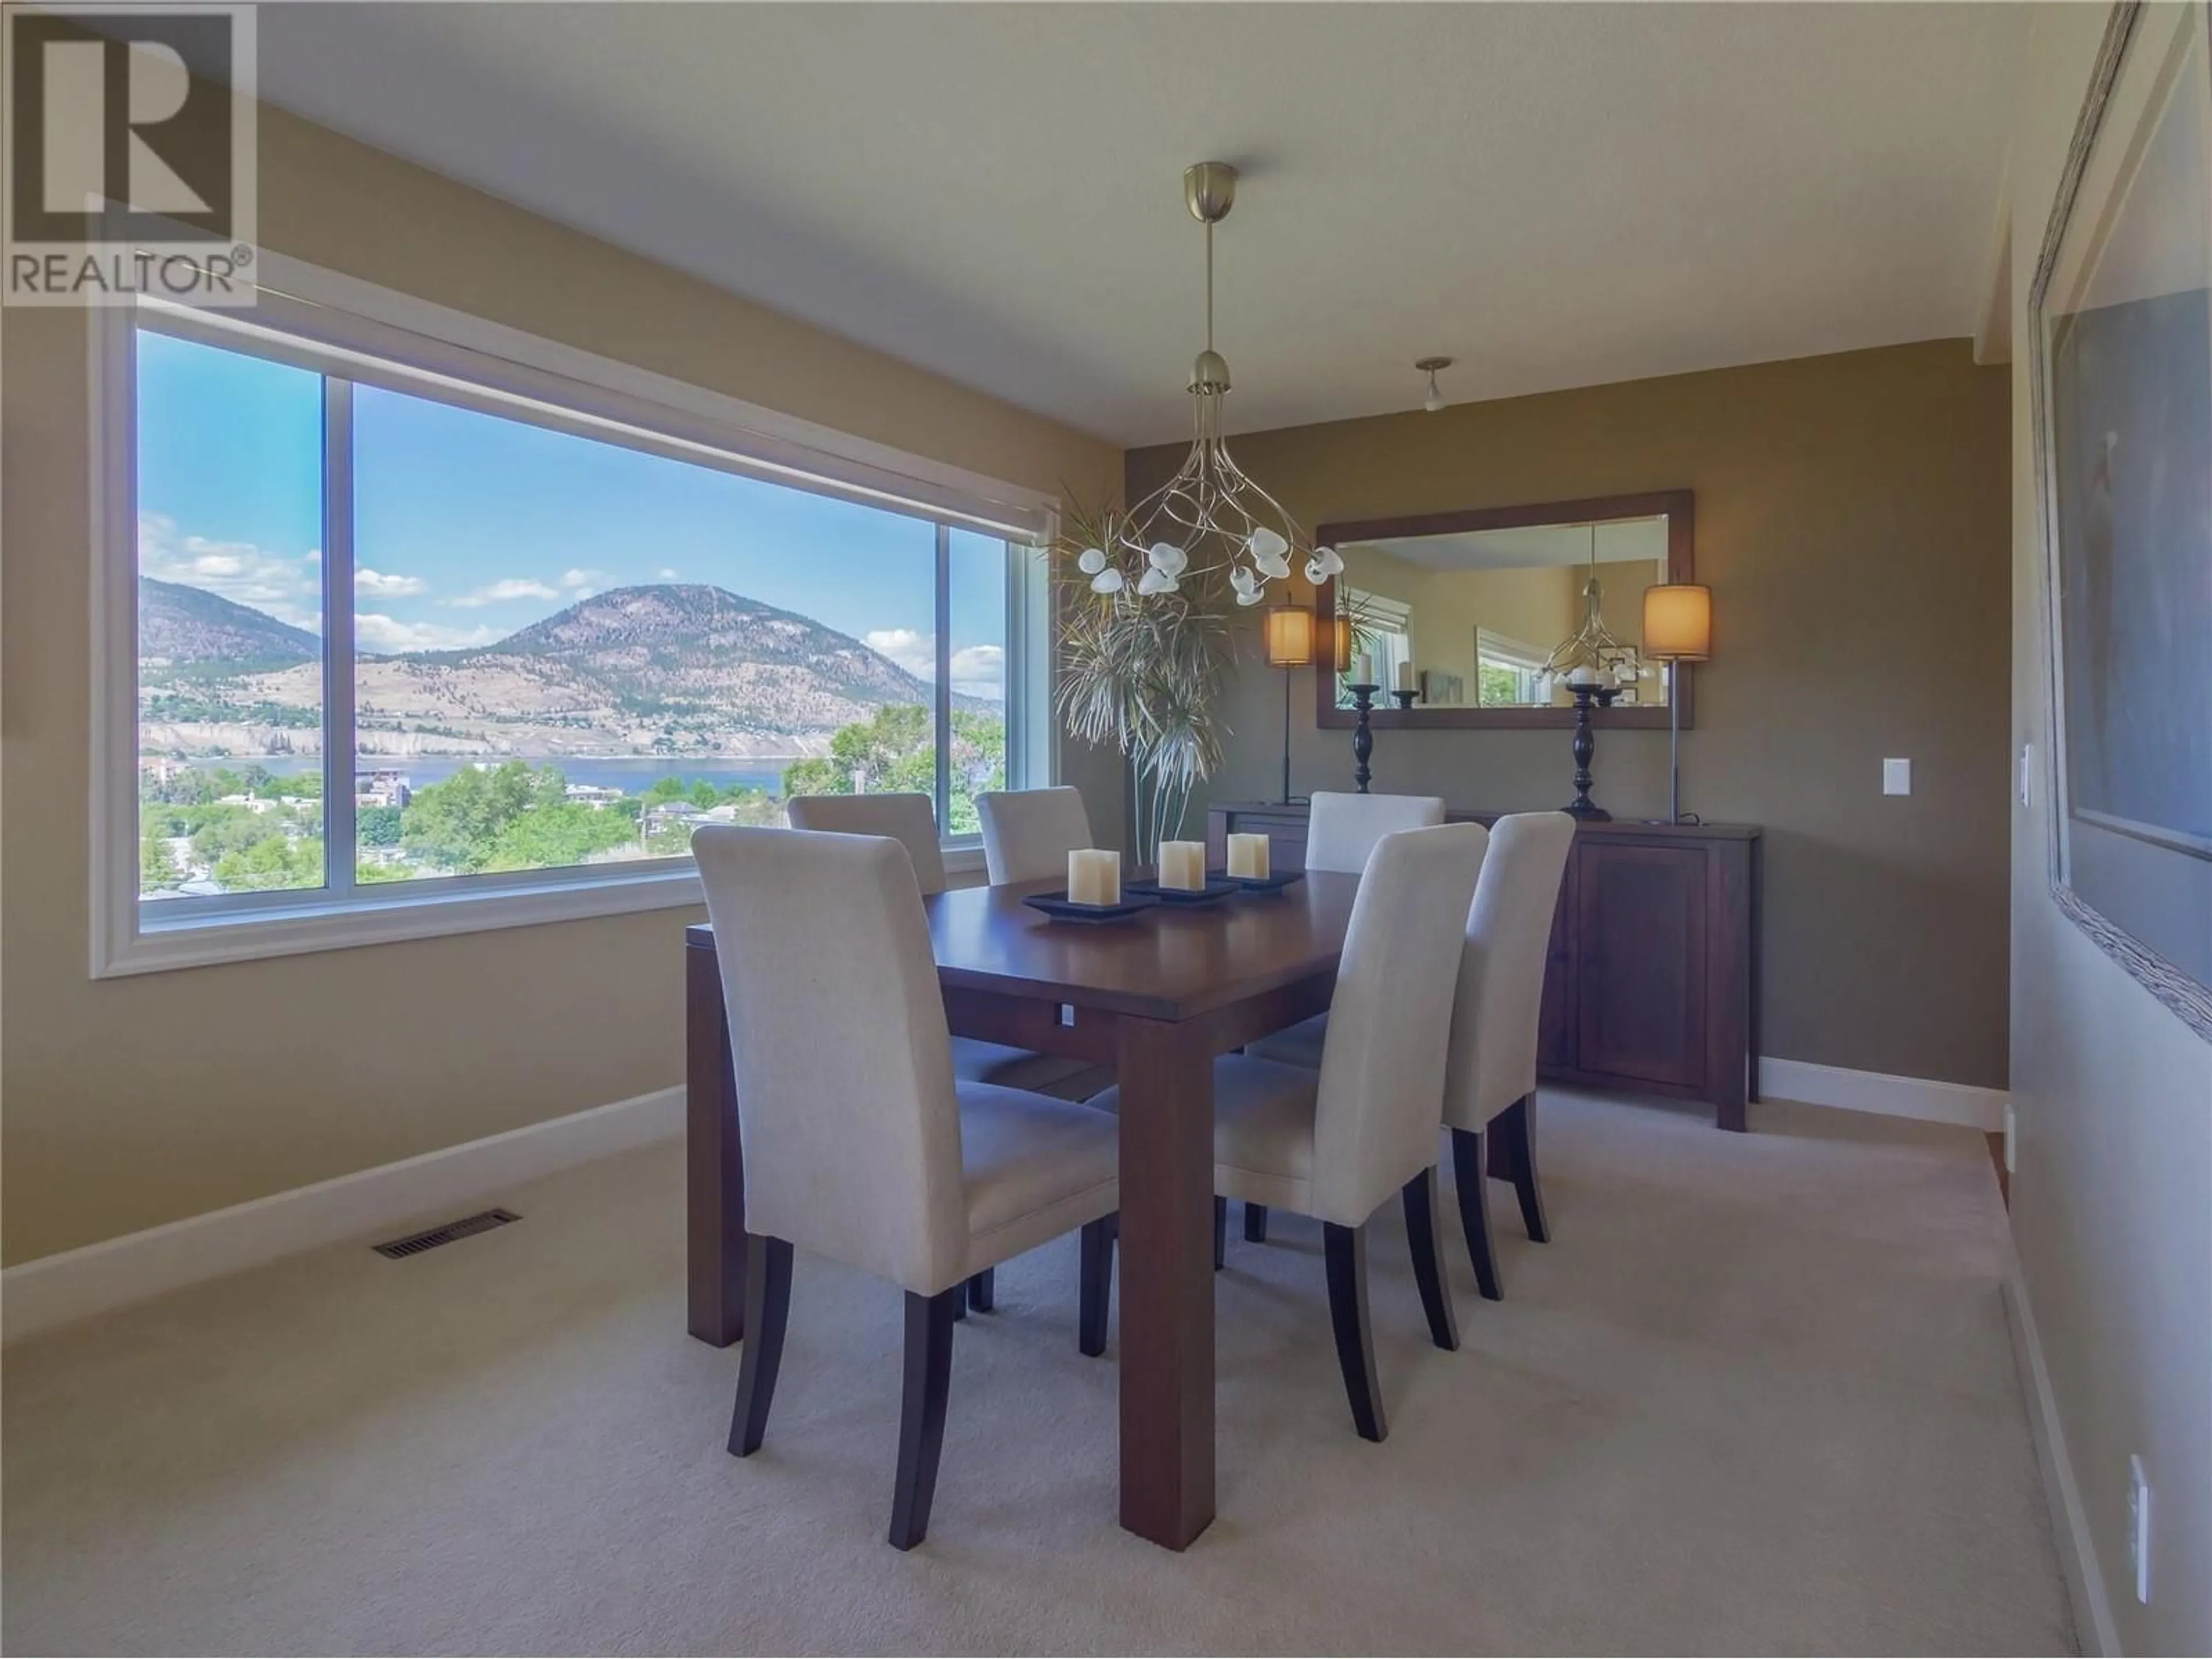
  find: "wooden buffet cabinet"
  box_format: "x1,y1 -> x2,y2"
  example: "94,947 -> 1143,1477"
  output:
1206,803 -> 1762,1130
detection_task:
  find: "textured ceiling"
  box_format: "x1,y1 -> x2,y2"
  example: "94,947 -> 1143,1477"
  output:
253,3 -> 2025,446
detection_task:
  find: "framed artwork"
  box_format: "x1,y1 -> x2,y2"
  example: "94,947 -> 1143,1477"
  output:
1422,669 -> 1465,707
2029,1 -> 2212,1041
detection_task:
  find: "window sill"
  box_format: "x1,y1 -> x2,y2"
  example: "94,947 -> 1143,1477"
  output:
97,863 -> 707,978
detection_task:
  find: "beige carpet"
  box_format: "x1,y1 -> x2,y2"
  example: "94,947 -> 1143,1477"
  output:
1,1092 -> 2073,1656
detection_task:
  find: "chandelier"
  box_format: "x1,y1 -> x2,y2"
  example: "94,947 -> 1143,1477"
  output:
1539,524 -> 1649,695
1078,162 -> 1340,608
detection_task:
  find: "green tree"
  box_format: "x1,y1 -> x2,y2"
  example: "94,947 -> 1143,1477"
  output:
357,804 -> 402,847
399,761 -> 567,873
141,832 -> 181,891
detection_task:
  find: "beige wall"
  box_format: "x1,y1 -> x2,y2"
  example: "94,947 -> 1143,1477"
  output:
2005,7 -> 2212,1653
0,105 -> 1122,1266
1130,338 -> 2013,1089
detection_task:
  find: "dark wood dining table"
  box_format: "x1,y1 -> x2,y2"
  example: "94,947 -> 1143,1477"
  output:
684,869 -> 1362,1551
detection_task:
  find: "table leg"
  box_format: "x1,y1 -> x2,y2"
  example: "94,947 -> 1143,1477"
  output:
686,939 -> 747,1346
1113,1013 -> 1217,1550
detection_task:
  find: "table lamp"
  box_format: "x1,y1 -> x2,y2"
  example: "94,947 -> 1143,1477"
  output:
1263,605 -> 1315,804
1642,582 -> 1711,823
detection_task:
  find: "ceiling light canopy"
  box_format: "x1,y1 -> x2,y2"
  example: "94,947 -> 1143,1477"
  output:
1417,357 -> 1453,413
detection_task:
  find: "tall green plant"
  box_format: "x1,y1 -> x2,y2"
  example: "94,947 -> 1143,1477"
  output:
1052,503 -> 1240,857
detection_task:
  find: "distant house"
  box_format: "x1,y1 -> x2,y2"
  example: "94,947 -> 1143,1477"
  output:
356,770 -> 413,809
564,783 -> 626,808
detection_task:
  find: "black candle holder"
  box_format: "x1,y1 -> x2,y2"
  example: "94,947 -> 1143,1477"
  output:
1563,681 -> 1621,820
1348,684 -> 1379,794
1388,688 -> 1419,711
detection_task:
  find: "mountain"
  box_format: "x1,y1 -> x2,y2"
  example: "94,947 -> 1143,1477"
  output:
150,582 -> 979,763
139,577 -> 319,673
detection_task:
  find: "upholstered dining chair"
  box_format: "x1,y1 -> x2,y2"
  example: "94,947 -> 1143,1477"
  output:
1088,822 -> 1489,1441
976,785 -> 1093,886
1440,811 -> 1576,1300
1235,789 -> 1447,1246
692,824 -> 1121,1550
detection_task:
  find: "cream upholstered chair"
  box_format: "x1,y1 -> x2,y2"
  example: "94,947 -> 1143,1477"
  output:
1236,790 -> 1449,1246
1441,811 -> 1575,1300
1303,789 -> 1447,874
692,824 -> 1120,1550
787,794 -> 1095,1137
976,786 -> 1092,885
1089,822 -> 1488,1441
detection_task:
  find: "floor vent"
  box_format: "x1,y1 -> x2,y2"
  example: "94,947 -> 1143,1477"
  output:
373,1208 -> 520,1260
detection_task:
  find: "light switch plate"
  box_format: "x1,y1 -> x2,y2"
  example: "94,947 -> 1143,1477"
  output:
1883,757 -> 1912,796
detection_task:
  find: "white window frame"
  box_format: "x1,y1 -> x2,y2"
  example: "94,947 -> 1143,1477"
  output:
91,251 -> 1058,978
1475,627 -> 1551,705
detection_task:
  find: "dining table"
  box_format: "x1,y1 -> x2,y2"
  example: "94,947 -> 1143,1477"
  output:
683,868 -> 1362,1551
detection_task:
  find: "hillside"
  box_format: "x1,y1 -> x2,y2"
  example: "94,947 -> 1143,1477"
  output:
139,582 -> 976,762
139,578 -> 319,675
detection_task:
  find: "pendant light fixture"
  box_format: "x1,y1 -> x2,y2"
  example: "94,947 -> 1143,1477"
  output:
1093,162 -> 1340,608
1540,524 -> 1646,695
1417,356 -> 1453,412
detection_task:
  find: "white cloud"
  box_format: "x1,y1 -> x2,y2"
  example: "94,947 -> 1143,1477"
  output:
355,567 -> 427,597
355,612 -> 498,653
137,512 -> 322,629
558,568 -> 607,590
656,567 -> 680,581
864,627 -> 935,681
949,643 -> 1005,699
446,578 -> 561,608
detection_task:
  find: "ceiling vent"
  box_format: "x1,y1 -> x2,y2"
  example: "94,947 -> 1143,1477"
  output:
373,1208 -> 520,1260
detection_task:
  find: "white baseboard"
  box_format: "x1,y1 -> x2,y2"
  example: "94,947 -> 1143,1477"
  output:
2003,1248 -> 2119,1656
1,1086 -> 684,1345
1759,1055 -> 2008,1131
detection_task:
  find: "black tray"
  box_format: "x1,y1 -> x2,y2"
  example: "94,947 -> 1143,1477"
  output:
1126,876 -> 1243,907
1226,869 -> 1306,895
1022,889 -> 1157,925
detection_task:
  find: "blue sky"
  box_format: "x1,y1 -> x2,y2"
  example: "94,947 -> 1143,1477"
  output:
135,329 -> 1006,695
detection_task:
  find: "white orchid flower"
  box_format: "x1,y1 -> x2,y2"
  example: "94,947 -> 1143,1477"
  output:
1304,545 -> 1344,585
1090,567 -> 1126,595
1137,566 -> 1181,596
1077,546 -> 1108,575
1234,586 -> 1267,607
1229,565 -> 1260,598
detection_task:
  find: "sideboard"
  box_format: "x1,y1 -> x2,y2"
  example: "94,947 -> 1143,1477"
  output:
1205,802 -> 1762,1130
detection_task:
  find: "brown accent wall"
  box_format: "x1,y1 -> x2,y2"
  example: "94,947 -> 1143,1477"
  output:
0,105 -> 1122,1266
1128,339 -> 2012,1089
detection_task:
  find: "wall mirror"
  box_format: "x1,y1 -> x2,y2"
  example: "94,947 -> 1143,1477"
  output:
1315,490 -> 1695,730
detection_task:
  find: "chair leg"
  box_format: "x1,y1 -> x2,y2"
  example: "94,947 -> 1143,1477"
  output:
1499,1094 -> 1551,1243
1401,1168 -> 1461,1351
965,1268 -> 994,1312
1322,1221 -> 1387,1442
1078,1215 -> 1114,1357
888,1284 -> 960,1551
1450,1127 -> 1503,1301
728,1234 -> 794,1457
1244,1201 -> 1270,1243
1213,1195 -> 1228,1270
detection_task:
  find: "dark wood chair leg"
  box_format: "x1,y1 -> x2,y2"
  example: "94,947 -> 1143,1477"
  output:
1078,1215 -> 1114,1356
1243,1202 -> 1269,1243
1213,1195 -> 1228,1270
1401,1168 -> 1460,1351
1499,1095 -> 1551,1243
965,1268 -> 994,1312
1450,1127 -> 1503,1301
888,1284 -> 960,1551
728,1234 -> 794,1456
1322,1221 -> 1387,1442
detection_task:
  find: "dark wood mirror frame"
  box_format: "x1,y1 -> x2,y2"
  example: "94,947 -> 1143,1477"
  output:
1315,488 -> 1696,731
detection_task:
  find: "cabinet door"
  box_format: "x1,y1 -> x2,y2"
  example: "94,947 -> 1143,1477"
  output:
1213,811 -> 1309,874
1573,842 -> 1709,1090
1537,854 -> 1575,1069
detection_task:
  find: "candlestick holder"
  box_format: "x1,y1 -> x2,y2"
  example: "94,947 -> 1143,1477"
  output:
1348,684 -> 1379,794
1562,681 -> 1620,820
1388,689 -> 1419,711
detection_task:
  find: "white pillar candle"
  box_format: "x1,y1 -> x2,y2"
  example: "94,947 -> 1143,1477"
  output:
1225,832 -> 1271,881
1350,652 -> 1374,687
1396,660 -> 1417,692
1567,664 -> 1598,687
1158,840 -> 1207,891
1067,848 -> 1120,906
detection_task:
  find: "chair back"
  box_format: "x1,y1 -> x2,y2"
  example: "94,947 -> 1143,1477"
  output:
1309,822 -> 1490,1226
786,792 -> 946,895
691,825 -> 968,1296
1305,790 -> 1448,874
977,786 -> 1093,885
1443,812 -> 1576,1129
